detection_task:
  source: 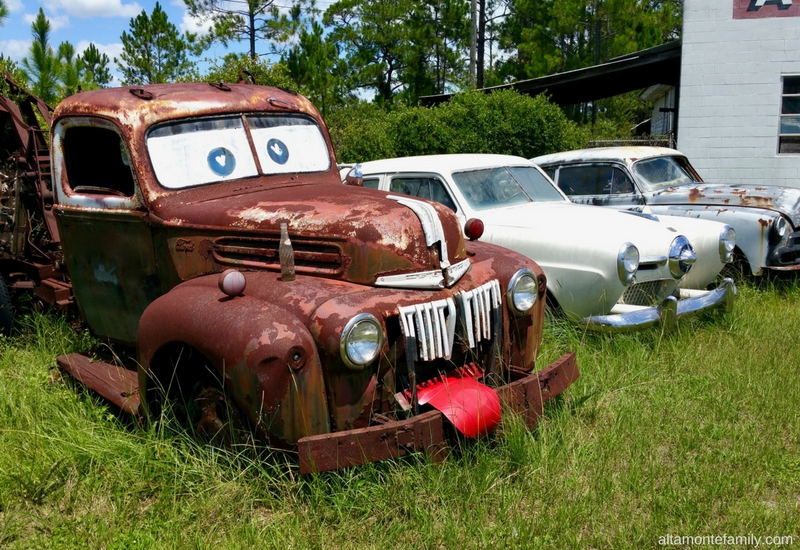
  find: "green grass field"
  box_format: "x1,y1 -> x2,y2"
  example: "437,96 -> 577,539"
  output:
1,280 -> 798,549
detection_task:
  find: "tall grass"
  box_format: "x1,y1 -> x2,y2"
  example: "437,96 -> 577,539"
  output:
1,281 -> 798,548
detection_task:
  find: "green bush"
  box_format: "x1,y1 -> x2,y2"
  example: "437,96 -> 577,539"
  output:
327,89 -> 587,163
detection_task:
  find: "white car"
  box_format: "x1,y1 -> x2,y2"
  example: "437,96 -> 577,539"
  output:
345,154 -> 736,332
533,146 -> 800,277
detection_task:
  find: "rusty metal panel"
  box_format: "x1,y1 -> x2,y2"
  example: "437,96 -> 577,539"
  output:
57,353 -> 140,415
497,352 -> 578,429
297,410 -> 447,474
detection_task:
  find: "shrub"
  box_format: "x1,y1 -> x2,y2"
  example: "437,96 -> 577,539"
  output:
328,89 -> 586,163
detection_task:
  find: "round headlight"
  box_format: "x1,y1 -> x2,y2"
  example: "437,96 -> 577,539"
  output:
617,242 -> 639,286
340,313 -> 384,370
669,235 -> 697,278
506,268 -> 538,317
770,217 -> 789,244
719,226 -> 736,263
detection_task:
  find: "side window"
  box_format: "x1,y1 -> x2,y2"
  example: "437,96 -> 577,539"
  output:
64,127 -> 135,196
362,177 -> 380,190
556,165 -> 603,195
609,167 -> 635,194
556,164 -> 633,196
390,177 -> 457,212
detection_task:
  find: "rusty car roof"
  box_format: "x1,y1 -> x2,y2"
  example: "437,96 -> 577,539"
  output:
52,83 -> 320,128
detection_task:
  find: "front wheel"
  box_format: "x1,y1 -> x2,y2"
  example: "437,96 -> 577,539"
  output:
0,276 -> 13,334
190,385 -> 251,448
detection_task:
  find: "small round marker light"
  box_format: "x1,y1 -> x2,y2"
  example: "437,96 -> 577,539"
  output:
218,268 -> 246,297
464,218 -> 485,241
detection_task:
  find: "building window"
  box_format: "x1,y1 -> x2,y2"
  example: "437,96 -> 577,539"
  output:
780,75 -> 800,154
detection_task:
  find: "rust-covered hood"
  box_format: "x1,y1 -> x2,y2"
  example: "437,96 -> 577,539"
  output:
151,182 -> 468,288
649,184 -> 800,227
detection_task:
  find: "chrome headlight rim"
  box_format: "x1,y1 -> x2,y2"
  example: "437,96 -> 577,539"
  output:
340,313 -> 384,370
506,268 -> 538,317
617,242 -> 639,286
719,225 -> 736,263
669,235 -> 697,278
770,216 -> 789,245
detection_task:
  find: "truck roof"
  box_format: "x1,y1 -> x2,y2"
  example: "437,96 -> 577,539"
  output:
53,83 -> 320,127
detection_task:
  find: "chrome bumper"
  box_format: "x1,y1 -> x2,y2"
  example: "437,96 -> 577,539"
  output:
579,278 -> 736,333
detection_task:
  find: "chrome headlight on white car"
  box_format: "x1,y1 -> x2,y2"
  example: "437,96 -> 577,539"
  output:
506,268 -> 538,317
617,242 -> 639,286
340,313 -> 384,370
669,236 -> 697,278
719,226 -> 736,263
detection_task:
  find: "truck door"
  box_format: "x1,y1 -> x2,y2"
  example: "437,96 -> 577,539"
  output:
52,118 -> 160,345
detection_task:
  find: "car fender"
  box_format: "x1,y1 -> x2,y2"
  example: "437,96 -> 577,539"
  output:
482,225 -> 624,319
137,277 -> 331,446
648,204 -> 780,276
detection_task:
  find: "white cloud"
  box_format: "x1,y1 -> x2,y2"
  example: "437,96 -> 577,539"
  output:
22,11 -> 70,30
5,0 -> 24,13
179,11 -> 213,36
0,39 -> 31,60
43,0 -> 142,18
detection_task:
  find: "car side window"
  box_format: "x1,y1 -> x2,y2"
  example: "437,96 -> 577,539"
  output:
555,165 -> 601,195
362,177 -> 380,190
556,164 -> 634,196
609,167 -> 635,194
64,126 -> 135,197
390,177 -> 457,212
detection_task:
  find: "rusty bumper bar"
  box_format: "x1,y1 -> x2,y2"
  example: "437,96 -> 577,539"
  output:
297,352 -> 579,474
579,278 -> 736,333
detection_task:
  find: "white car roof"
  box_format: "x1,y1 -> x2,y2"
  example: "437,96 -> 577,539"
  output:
532,146 -> 685,166
359,154 -> 533,176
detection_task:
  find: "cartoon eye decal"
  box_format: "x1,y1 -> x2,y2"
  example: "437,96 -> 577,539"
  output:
208,147 -> 236,176
267,138 -> 289,165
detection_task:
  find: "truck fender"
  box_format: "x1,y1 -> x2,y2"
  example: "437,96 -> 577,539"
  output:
137,280 -> 330,446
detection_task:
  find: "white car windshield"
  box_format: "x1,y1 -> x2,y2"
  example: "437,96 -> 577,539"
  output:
146,114 -> 331,189
631,156 -> 700,191
451,166 -> 566,210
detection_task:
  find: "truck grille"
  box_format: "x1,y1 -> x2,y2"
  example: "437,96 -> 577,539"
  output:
212,236 -> 343,274
398,279 -> 501,361
619,280 -> 670,306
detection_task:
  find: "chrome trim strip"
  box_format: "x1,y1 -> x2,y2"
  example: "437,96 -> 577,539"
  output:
387,195 -> 450,268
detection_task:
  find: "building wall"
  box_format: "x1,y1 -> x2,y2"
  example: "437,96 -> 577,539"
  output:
678,0 -> 800,187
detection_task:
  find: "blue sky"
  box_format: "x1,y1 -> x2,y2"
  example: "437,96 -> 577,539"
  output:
0,0 -> 258,83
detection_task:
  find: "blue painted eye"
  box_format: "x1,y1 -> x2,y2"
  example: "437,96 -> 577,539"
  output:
208,147 -> 236,176
267,138 -> 289,165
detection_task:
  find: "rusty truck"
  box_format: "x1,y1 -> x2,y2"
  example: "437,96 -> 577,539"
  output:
0,79 -> 578,473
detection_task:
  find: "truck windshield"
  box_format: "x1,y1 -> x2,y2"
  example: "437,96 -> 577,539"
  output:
451,165 -> 566,210
146,114 -> 331,189
631,156 -> 701,191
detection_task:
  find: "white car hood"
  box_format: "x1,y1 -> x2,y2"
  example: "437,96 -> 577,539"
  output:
474,201 -> 679,255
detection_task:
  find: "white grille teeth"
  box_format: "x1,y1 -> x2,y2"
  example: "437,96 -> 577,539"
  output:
398,280 -> 501,361
398,298 -> 456,361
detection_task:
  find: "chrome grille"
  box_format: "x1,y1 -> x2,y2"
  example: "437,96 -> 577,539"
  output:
398,279 -> 501,361
619,280 -> 670,306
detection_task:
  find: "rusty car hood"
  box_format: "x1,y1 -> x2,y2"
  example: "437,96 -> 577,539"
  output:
648,184 -> 800,227
150,182 -> 468,288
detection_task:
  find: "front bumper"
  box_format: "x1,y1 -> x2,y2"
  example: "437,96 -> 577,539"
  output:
297,352 -> 579,474
578,278 -> 736,333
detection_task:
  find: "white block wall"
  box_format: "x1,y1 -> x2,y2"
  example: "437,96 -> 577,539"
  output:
678,0 -> 800,187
